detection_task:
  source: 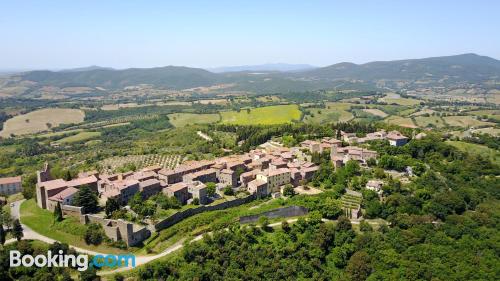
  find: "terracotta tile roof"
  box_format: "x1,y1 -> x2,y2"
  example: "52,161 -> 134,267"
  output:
164,182 -> 188,193
0,176 -> 21,185
48,187 -> 78,202
39,179 -> 68,190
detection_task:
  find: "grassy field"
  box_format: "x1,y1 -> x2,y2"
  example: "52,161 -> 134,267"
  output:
443,116 -> 495,127
55,131 -> 101,144
447,141 -> 500,166
384,116 -> 417,128
221,104 -> 301,125
380,94 -> 421,106
168,113 -> 220,127
303,103 -> 354,124
414,116 -> 447,128
20,199 -> 128,254
0,108 -> 85,137
362,108 -> 388,118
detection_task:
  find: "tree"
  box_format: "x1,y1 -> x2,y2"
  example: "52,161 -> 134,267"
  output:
206,182 -> 216,196
281,220 -> 290,233
12,219 -> 23,241
0,225 -> 5,245
223,186 -> 234,196
345,251 -> 372,281
359,220 -> 373,232
321,198 -> 342,219
258,216 -> 270,231
336,216 -> 352,232
53,202 -> 63,222
282,185 -> 295,197
192,198 -> 200,205
22,173 -> 37,200
80,266 -> 99,281
73,185 -> 99,214
84,223 -> 104,245
105,198 -> 120,217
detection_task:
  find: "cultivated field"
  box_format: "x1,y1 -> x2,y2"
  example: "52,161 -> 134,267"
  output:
54,131 -> 101,144
443,116 -> 495,128
380,93 -> 421,106
414,116 -> 447,128
0,108 -> 85,137
221,104 -> 301,125
100,154 -> 182,173
362,108 -> 388,118
168,113 -> 221,127
384,116 -> 417,128
303,103 -> 354,124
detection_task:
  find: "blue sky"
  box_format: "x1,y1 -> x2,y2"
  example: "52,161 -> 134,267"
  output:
0,0 -> 499,69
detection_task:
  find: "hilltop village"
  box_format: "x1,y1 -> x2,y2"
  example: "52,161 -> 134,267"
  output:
31,129 -> 408,246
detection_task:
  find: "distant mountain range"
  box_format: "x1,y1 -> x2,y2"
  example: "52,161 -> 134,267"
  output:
6,54 -> 500,93
207,63 -> 317,73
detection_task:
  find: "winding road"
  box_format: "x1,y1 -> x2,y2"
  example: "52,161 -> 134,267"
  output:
7,200 -> 379,275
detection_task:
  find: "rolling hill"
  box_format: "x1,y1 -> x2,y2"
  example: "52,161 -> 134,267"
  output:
6,53 -> 500,94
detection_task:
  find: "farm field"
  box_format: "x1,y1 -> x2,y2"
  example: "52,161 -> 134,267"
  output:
101,103 -> 148,110
380,94 -> 421,106
414,116 -> 447,128
447,141 -> 500,166
100,154 -> 182,173
220,104 -> 301,125
168,113 -> 220,127
443,116 -> 495,127
303,103 -> 354,124
362,108 -> 388,118
54,131 -> 101,144
384,116 -> 417,128
0,108 -> 85,137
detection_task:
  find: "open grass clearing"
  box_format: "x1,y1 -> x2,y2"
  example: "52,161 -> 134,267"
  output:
168,113 -> 220,127
0,108 -> 85,137
221,104 -> 301,125
443,116 -> 495,128
303,102 -> 354,124
55,131 -> 101,144
384,116 -> 417,128
20,199 -> 129,254
446,141 -> 500,166
362,108 -> 388,118
414,116 -> 447,128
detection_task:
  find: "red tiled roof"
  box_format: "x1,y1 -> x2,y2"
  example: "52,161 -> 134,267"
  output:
0,176 -> 21,185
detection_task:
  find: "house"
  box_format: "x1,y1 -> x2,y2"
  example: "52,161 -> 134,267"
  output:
239,170 -> 257,187
218,169 -> 238,187
47,186 -> 78,211
183,169 -> 217,183
163,182 -> 189,204
247,179 -> 268,197
0,176 -> 22,196
139,179 -> 162,199
102,179 -> 140,205
366,180 -> 384,194
187,181 -> 208,204
300,140 -> 321,153
331,146 -> 378,168
256,168 -> 291,193
36,175 -> 98,210
340,131 -> 358,143
387,131 -> 409,146
158,160 -> 215,184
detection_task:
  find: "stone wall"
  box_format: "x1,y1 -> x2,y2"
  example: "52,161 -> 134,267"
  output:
61,205 -> 83,217
80,214 -> 150,246
154,194 -> 256,231
239,205 -> 309,224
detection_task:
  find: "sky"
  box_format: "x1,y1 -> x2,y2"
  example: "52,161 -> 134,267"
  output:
0,0 -> 499,70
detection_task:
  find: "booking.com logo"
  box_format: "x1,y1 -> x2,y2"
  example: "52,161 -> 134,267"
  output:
10,250 -> 136,271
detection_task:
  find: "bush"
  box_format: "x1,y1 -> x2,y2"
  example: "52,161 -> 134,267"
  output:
84,223 -> 104,245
